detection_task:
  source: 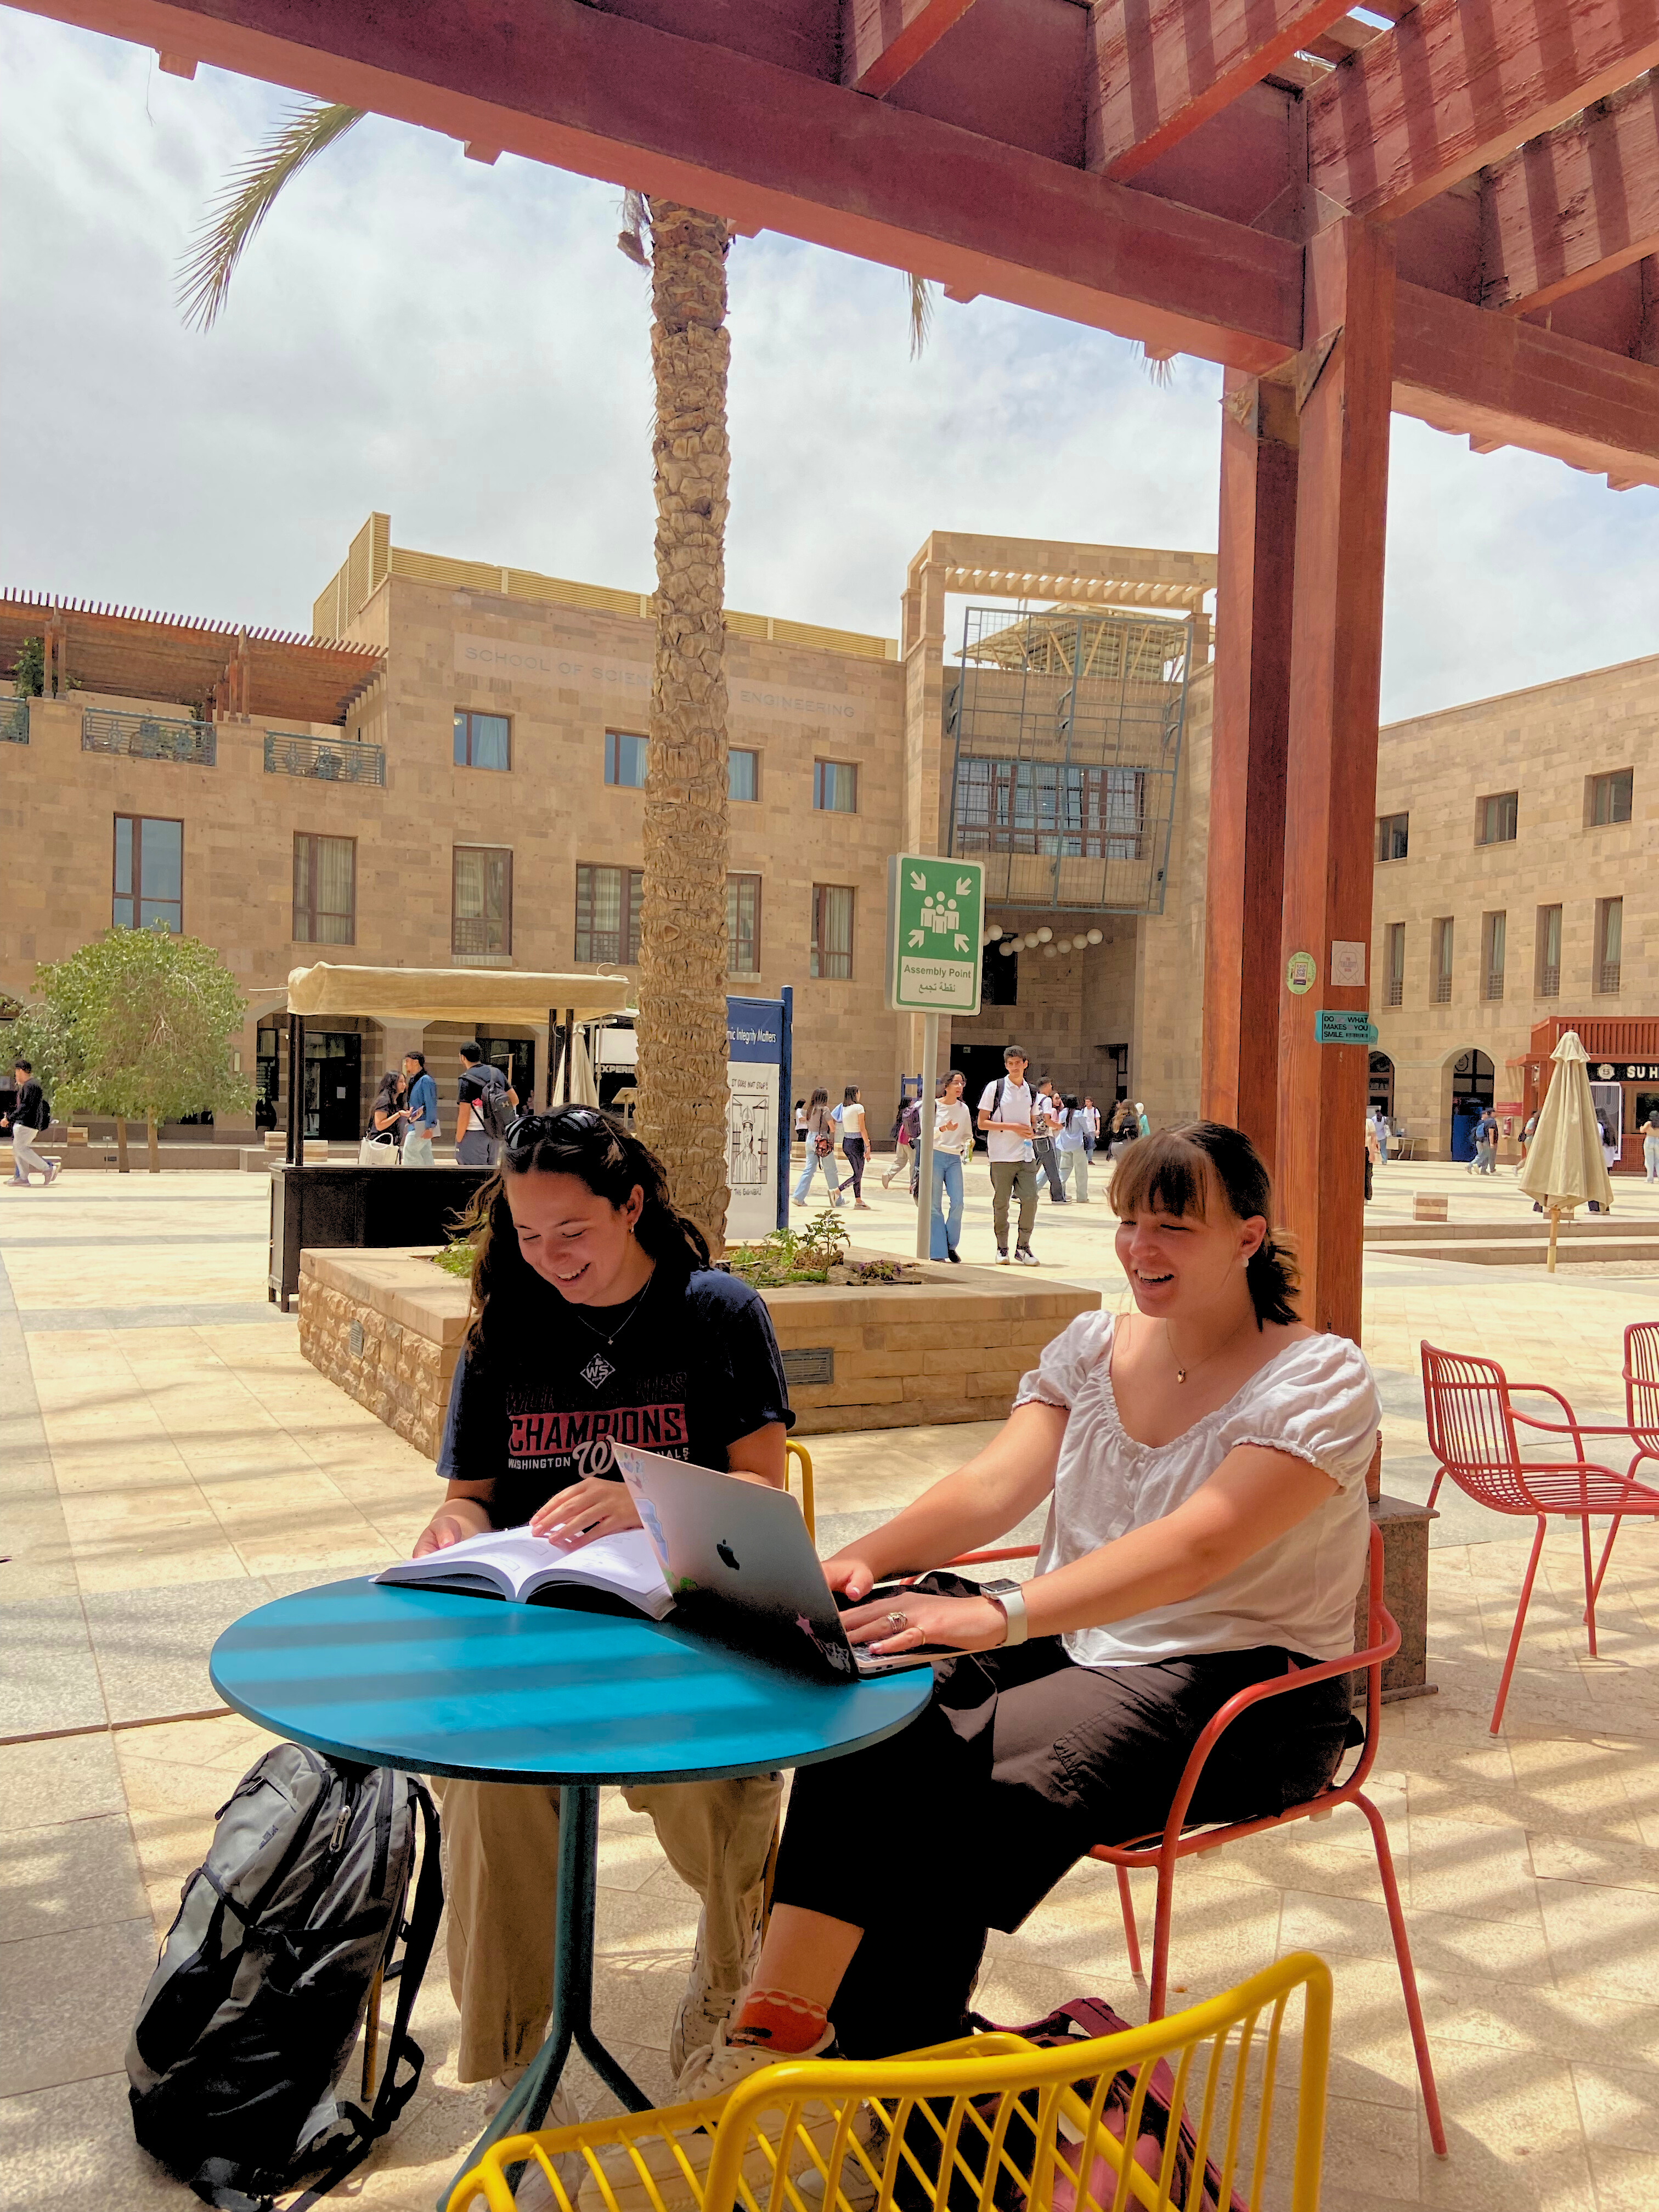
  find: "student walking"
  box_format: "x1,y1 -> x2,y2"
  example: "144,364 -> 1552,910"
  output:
399,1051 -> 439,1166
793,1088 -> 842,1209
1643,1110 -> 1659,1183
1053,1095 -> 1090,1203
929,1070 -> 973,1262
1080,1097 -> 1101,1161
3,1060 -> 58,1187
359,1070 -> 406,1165
881,1093 -> 916,1190
1470,1105 -> 1499,1174
837,1086 -> 871,1208
1107,1100 -> 1138,1160
455,1042 -> 514,1166
977,1045 -> 1039,1265
1032,1080 -> 1067,1204
1135,1101 -> 1151,1139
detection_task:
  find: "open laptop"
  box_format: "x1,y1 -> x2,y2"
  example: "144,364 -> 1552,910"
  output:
610,1442 -> 949,1682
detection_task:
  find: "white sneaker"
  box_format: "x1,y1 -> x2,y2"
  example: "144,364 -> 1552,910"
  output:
670,1911 -> 761,2076
676,2016 -> 836,2103
486,2066 -> 583,2207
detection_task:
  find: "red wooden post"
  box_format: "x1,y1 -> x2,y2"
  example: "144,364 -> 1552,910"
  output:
1274,218 -> 1396,1340
1201,368 -> 1299,1172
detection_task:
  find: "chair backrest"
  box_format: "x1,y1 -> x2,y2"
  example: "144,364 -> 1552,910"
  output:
1627,1323 -> 1659,1453
460,1953 -> 1334,2212
1420,1341 -> 1536,1510
786,1439 -> 816,1543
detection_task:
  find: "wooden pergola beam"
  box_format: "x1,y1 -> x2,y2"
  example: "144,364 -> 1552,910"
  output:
843,0 -> 979,96
1480,71 -> 1659,314
1086,0 -> 1355,181
1309,0 -> 1659,221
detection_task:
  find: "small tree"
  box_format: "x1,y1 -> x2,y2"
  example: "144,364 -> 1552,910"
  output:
20,927 -> 253,1172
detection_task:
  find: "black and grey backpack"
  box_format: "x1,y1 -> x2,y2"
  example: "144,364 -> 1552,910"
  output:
127,1744 -> 441,2211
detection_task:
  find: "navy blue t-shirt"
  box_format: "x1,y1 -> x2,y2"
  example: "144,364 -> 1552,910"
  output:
437,1265 -> 794,1529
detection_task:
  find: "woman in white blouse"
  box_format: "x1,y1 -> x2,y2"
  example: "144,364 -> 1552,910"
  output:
928,1068 -> 974,1262
680,1120 -> 1378,2088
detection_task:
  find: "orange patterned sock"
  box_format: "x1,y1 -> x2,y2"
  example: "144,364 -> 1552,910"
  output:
727,1988 -> 829,2052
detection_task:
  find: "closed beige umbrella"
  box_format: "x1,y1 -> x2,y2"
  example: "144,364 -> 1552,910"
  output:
1517,1030 -> 1615,1269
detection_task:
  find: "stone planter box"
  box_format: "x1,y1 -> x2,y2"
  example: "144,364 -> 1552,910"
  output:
297,1245 -> 1099,1458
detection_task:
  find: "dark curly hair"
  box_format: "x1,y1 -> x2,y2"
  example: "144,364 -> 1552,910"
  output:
455,1107 -> 710,1350
1108,1119 -> 1300,1328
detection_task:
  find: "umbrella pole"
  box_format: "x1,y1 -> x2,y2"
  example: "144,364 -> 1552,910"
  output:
1547,1205 -> 1559,1272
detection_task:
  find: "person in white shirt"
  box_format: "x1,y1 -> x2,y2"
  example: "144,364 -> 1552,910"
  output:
977,1045 -> 1039,1265
837,1085 -> 871,1208
1031,1079 -> 1068,1204
1052,1094 -> 1090,1203
929,1069 -> 974,1262
1080,1097 -> 1101,1160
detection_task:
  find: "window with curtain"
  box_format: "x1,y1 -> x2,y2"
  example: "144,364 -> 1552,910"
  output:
1536,905 -> 1561,996
1590,769 -> 1633,826
605,731 -> 648,787
575,864 -> 643,964
1476,791 -> 1518,845
454,710 -> 511,770
1385,922 -> 1404,1006
292,833 -> 356,944
813,760 -> 859,813
1597,898 -> 1623,994
1481,911 -> 1506,1001
729,749 -> 759,803
810,883 -> 854,978
453,847 -> 512,956
112,815 -> 183,932
950,759 -> 1144,858
1374,812 -> 1408,862
1431,918 -> 1454,1003
727,874 -> 761,975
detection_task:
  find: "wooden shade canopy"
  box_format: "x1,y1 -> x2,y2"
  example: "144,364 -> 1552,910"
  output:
14,0 -> 1657,1341
284,963 -> 634,1026
0,591 -> 383,723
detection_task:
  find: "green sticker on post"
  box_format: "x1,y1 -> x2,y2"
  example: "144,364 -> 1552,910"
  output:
885,854 -> 985,1014
1314,1009 -> 1379,1044
1285,951 -> 1317,995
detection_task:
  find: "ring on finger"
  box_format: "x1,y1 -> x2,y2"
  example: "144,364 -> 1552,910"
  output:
886,1611 -> 909,1631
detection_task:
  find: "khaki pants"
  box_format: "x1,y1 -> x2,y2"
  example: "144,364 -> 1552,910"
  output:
988,1159 -> 1038,1250
441,1774 -> 782,2082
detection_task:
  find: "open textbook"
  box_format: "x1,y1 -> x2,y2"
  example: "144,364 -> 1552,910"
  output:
375,1525 -> 674,1620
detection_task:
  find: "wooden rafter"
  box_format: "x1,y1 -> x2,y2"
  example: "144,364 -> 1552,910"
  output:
842,0 -> 978,95
1480,71 -> 1659,314
1087,0 -> 1356,180
1308,0 -> 1659,220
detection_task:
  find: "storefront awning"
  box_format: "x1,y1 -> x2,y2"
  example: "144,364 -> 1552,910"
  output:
285,963 -> 634,1028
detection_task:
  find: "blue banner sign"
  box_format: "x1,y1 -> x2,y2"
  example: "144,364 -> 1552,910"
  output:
1314,1009 -> 1379,1045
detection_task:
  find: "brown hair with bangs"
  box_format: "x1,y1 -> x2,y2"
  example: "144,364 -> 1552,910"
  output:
1110,1120 -> 1300,1327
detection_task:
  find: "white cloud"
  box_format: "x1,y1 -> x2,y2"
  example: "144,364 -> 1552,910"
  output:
2,11 -> 1654,718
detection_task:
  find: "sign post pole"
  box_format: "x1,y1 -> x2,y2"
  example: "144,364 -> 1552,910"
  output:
915,1012 -> 939,1262
884,853 -> 985,1266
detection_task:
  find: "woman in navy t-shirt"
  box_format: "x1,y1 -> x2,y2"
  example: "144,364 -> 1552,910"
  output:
415,1107 -> 794,2102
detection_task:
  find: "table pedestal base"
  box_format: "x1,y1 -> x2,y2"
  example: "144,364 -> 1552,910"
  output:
441,1784 -> 650,2208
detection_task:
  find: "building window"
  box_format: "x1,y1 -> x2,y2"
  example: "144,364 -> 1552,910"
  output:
575,864 -> 643,964
605,731 -> 648,788
727,874 -> 761,976
112,815 -> 183,933
1431,917 -> 1454,1004
1481,911 -> 1506,1001
1476,791 -> 1519,845
810,884 -> 855,978
1596,898 -> 1623,995
292,833 -> 356,945
953,758 -> 1144,859
813,760 -> 859,814
1536,905 -> 1561,997
729,748 -> 759,803
1385,922 -> 1405,1008
454,710 -> 511,771
453,847 -> 512,956
1374,812 -> 1409,863
1589,768 -> 1633,826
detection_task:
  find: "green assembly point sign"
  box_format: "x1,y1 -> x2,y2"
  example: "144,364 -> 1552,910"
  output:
885,855 -> 985,1014
1314,1009 -> 1379,1045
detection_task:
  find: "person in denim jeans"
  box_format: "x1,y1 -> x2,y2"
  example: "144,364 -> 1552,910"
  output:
929,1071 -> 973,1261
400,1050 -> 438,1166
792,1088 -> 842,1209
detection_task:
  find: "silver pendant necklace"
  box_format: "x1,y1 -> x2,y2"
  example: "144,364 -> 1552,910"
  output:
568,1279 -> 651,1350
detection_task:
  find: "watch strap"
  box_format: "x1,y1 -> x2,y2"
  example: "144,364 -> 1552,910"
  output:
992,1585 -> 1029,1646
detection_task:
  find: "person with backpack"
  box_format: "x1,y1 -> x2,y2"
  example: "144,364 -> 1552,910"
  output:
1052,1095 -> 1090,1203
455,1041 -> 516,1166
882,1091 -> 917,1190
419,1107 -> 793,2103
977,1045 -> 1040,1265
3,1059 -> 58,1186
792,1087 -> 843,1207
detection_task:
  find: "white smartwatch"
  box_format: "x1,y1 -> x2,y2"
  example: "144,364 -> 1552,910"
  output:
984,1580 -> 1029,1647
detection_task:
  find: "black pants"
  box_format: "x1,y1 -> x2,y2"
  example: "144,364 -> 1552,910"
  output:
840,1136 -> 866,1200
774,1639 -> 1355,2058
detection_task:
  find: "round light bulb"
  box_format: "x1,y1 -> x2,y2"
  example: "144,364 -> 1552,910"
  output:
1023,933 -> 1040,950
1042,943 -> 1057,958
1087,929 -> 1103,945
997,939 -> 1016,956
1037,927 -> 1053,943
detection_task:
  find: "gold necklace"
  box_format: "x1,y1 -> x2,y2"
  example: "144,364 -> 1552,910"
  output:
1166,1313 -> 1250,1385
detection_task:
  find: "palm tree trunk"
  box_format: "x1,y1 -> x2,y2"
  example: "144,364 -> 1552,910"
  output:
634,201 -> 732,1255
116,1118 -> 129,1173
146,1108 -> 160,1173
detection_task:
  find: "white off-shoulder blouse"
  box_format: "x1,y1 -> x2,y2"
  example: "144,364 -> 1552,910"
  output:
1014,1311 -> 1378,1668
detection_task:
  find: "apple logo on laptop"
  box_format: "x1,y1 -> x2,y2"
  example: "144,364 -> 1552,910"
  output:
716,1540 -> 740,1571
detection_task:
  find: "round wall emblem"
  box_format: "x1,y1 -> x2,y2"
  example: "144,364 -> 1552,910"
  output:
1286,951 -> 1318,995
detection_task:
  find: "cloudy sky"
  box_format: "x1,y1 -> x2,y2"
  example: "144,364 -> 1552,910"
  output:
3,10 -> 1655,723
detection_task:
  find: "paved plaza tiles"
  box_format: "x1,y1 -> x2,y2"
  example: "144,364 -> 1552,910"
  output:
2,1164 -> 1658,2209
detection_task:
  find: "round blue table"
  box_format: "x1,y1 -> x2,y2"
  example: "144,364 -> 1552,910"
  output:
210,1578 -> 932,2205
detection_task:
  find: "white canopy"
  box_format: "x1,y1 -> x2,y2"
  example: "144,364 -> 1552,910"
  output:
285,963 -> 634,1028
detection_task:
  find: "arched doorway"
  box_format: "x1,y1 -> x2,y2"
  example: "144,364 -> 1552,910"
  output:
1368,1051 -> 1395,1119
1448,1048 -> 1494,1163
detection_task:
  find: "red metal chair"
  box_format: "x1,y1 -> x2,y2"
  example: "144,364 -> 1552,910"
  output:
1420,1339 -> 1659,1733
1086,1521 -> 1446,2158
1584,1321 -> 1659,1621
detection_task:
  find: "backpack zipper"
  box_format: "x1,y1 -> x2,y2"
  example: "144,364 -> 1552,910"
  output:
329,1799 -> 352,1853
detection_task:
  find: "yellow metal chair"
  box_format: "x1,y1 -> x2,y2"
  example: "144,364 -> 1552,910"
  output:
786,1440 -> 816,1543
446,1951 -> 1332,2212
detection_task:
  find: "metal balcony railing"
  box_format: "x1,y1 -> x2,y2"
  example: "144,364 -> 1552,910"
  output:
2,700 -> 28,744
1482,972 -> 1505,1001
1599,962 -> 1621,995
1538,964 -> 1560,997
1431,975 -> 1453,1005
263,731 -> 385,785
1386,978 -> 1403,1007
82,708 -> 216,764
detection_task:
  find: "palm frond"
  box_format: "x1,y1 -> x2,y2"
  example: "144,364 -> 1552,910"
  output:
1140,346 -> 1176,388
178,101 -> 365,332
617,188 -> 651,267
907,272 -> 935,360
